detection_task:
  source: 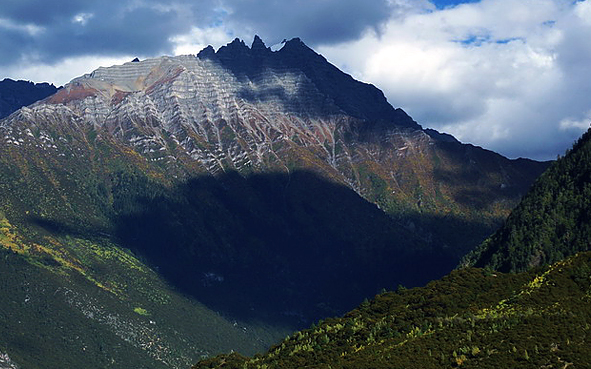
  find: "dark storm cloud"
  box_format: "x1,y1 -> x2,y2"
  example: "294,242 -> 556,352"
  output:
0,28 -> 31,65
0,0 -> 393,66
0,0 -> 212,65
0,0 -> 86,26
221,0 -> 393,46
39,5 -> 186,59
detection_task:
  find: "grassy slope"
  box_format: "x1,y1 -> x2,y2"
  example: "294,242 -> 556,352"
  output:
0,125 -> 288,368
0,219 -> 285,369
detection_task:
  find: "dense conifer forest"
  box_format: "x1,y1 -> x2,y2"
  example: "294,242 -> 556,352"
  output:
195,252 -> 591,368
464,128 -> 591,272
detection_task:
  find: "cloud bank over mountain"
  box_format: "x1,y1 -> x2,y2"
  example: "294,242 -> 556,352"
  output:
1,0 -> 590,160
319,0 -> 591,159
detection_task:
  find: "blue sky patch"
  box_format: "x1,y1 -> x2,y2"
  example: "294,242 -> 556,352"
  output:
432,0 -> 480,9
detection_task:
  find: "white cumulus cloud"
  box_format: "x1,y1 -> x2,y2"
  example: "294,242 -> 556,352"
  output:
2,0 -> 590,160
319,0 -> 591,160
2,55 -> 134,86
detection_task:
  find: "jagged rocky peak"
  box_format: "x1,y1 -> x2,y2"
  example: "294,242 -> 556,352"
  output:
218,37 -> 250,56
199,35 -> 293,61
196,45 -> 215,59
251,35 -> 271,53
196,36 -> 420,129
39,35 -> 419,131
281,37 -> 308,51
197,36 -> 314,64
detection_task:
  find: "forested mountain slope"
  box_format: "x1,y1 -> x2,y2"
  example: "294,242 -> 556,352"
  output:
462,128 -> 591,272
195,252 -> 591,369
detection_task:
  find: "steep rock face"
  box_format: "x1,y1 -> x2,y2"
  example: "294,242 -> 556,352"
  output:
45,54 -> 341,175
36,39 -> 417,182
206,37 -> 418,127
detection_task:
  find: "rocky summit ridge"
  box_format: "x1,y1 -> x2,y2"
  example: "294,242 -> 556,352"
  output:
0,78 -> 58,119
12,36 -> 418,179
1,36 -> 548,258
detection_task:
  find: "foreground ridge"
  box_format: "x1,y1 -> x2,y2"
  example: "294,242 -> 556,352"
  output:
463,128 -> 591,272
196,252 -> 591,369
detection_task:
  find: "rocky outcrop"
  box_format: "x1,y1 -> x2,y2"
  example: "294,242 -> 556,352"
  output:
0,352 -> 18,369
0,79 -> 58,119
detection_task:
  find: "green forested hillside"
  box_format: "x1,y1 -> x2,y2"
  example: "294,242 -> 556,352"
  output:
462,128 -> 591,272
195,252 -> 591,369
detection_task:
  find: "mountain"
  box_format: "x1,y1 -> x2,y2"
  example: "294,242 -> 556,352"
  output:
18,36 -> 547,257
0,36 -> 548,368
0,78 -> 58,119
462,128 -> 591,272
195,251 -> 591,368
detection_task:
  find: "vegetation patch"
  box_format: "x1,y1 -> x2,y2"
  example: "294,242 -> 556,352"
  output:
464,128 -> 591,272
133,307 -> 150,316
195,252 -> 591,369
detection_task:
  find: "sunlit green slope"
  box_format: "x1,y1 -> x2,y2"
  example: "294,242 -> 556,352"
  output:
195,252 -> 591,369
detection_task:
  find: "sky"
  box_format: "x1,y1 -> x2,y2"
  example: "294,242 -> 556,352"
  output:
1,0 -> 590,160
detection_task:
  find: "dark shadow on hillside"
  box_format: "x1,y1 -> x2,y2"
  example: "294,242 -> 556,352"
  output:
395,211 -> 503,261
432,141 -> 551,210
105,170 -> 463,328
22,169 -> 504,330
